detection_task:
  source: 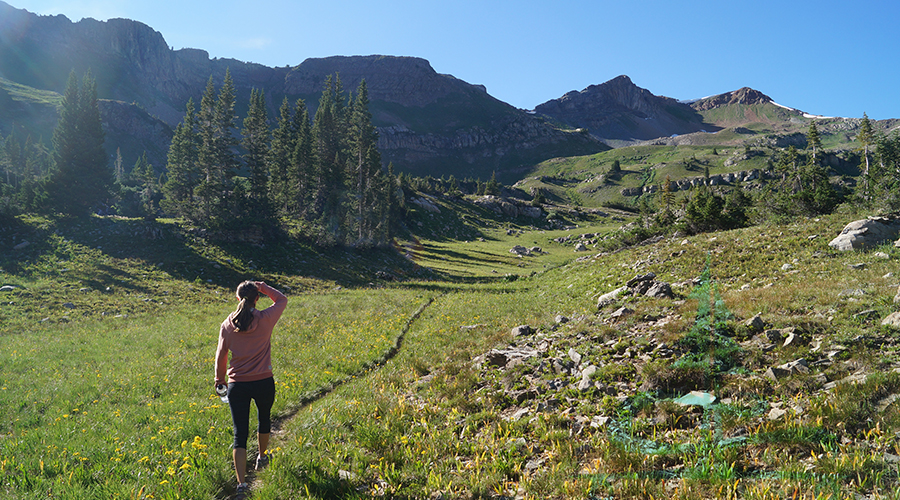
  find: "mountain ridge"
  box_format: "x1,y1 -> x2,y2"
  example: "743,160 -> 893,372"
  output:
0,0 -> 887,182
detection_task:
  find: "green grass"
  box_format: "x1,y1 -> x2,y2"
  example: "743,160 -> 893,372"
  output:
0,285 -> 425,499
4,203 -> 900,498
0,77 -> 62,107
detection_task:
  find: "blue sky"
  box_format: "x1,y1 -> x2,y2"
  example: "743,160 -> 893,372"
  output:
9,0 -> 900,119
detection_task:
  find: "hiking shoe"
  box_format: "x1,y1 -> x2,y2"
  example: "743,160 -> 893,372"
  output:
255,453 -> 269,471
235,482 -> 251,499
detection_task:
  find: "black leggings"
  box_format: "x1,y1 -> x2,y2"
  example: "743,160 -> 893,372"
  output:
227,377 -> 276,449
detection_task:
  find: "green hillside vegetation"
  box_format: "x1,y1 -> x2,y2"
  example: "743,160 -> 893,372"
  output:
0,77 -> 62,107
5,201 -> 900,498
518,144 -> 774,209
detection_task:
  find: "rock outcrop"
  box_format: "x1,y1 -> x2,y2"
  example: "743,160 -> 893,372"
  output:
828,216 -> 900,251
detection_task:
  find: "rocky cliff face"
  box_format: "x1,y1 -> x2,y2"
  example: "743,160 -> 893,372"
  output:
0,1 -> 605,179
690,87 -> 774,111
534,76 -> 714,144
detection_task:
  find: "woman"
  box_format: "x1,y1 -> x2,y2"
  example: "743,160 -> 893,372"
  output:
215,280 -> 288,496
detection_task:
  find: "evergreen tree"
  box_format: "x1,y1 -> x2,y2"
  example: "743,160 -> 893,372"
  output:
48,70 -> 111,215
267,97 -> 296,215
684,186 -> 725,233
312,74 -> 349,239
161,98 -> 199,219
242,88 -> 270,210
857,112 -> 875,199
807,122 -> 822,161
485,171 -> 501,196
194,70 -> 239,224
133,152 -> 158,218
869,132 -> 900,211
349,79 -> 387,246
194,76 -> 219,221
291,99 -> 314,217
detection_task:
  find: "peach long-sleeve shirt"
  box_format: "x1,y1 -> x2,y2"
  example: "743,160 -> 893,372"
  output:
215,282 -> 287,384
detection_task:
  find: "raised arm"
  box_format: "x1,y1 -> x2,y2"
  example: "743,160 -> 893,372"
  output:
254,281 -> 287,318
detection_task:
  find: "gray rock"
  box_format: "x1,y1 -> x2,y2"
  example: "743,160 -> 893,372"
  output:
761,329 -> 783,343
597,286 -> 628,308
590,416 -> 610,428
554,315 -> 569,324
882,312 -> 900,329
626,273 -> 657,288
765,359 -> 808,380
829,216 -> 900,251
744,314 -> 765,333
13,241 -> 30,250
782,329 -> 808,347
63,302 -> 76,309
645,281 -> 673,299
765,366 -> 791,380
610,306 -> 634,320
511,325 -> 534,337
510,245 -> 530,256
0,285 -> 16,292
574,242 -> 588,252
568,348 -> 582,366
577,376 -> 594,391
894,285 -> 900,304
768,407 -> 788,420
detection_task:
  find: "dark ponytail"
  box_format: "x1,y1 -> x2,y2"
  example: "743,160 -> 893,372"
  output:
232,281 -> 259,332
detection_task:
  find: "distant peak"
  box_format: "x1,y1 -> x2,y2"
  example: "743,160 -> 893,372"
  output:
691,87 -> 773,110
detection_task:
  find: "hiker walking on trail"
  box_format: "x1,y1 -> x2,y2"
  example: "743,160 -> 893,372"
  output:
215,280 -> 288,496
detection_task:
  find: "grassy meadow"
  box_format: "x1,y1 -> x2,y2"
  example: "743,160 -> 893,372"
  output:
4,203 -> 900,499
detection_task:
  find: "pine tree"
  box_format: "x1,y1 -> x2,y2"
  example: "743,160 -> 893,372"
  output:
857,112 -> 875,199
291,99 -> 314,217
807,122 -> 822,161
194,76 -> 219,221
267,97 -> 296,215
194,70 -> 239,224
133,151 -> 157,218
312,74 -> 349,239
242,88 -> 270,211
349,79 -> 386,245
49,70 -> 111,215
161,98 -> 199,219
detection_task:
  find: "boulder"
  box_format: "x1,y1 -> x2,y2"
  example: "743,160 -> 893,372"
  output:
510,245 -> 530,256
645,281 -> 673,299
744,314 -> 765,333
882,312 -> 900,329
511,325 -> 534,337
829,216 -> 900,251
765,359 -> 809,380
482,347 -> 539,368
409,196 -> 441,213
597,286 -> 628,308
568,348 -> 582,366
610,306 -> 634,320
0,285 -> 16,292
